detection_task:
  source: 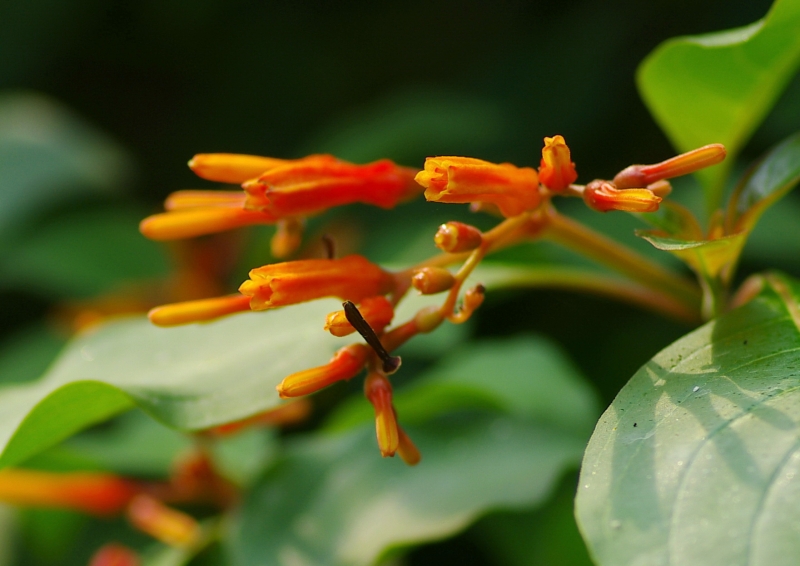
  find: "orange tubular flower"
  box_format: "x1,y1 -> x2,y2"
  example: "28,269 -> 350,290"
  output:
613,143 -> 727,189
325,296 -> 395,337
539,135 -> 578,191
0,469 -> 139,516
583,180 -> 662,213
416,156 -> 541,218
139,207 -> 277,241
148,294 -> 251,327
364,373 -> 399,457
277,344 -> 370,398
188,153 -> 292,184
127,494 -> 200,548
239,255 -> 396,310
243,156 -> 422,217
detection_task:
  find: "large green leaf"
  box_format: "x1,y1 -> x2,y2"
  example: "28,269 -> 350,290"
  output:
228,335 -> 597,566
637,0 -> 800,210
576,272 -> 800,566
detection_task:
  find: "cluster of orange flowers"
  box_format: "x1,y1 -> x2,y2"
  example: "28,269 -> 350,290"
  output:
136,136 -> 725,464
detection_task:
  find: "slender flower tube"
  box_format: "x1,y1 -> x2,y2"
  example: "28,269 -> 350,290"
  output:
239,255 -> 396,310
364,373 -> 399,457
277,344 -> 370,398
202,398 -> 312,436
0,469 -> 139,516
324,296 -> 394,337
583,180 -> 662,213
139,207 -> 277,241
416,156 -> 541,217
148,294 -> 251,327
188,153 -> 292,184
127,494 -> 200,548
243,157 -> 422,217
538,135 -> 578,191
397,427 -> 421,466
613,143 -> 727,189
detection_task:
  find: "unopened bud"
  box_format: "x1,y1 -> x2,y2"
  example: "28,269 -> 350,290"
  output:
434,221 -> 483,253
583,180 -> 661,213
414,305 -> 445,333
412,267 -> 456,294
276,344 -> 369,398
364,373 -> 399,457
647,179 -> 672,198
539,135 -> 578,191
324,296 -> 394,337
449,284 -> 486,324
397,427 -> 421,466
126,495 -> 200,548
613,143 -> 726,189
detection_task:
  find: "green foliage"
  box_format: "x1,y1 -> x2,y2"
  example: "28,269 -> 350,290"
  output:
637,0 -> 800,210
576,273 -> 800,566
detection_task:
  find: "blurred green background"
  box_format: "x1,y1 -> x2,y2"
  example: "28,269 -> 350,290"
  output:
1,1 -> 799,564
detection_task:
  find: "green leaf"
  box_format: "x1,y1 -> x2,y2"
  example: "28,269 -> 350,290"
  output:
0,92 -> 133,243
230,417 -> 586,566
728,130 -> 800,233
576,272 -> 800,566
636,232 -> 747,281
0,301 -> 345,469
637,0 -> 800,210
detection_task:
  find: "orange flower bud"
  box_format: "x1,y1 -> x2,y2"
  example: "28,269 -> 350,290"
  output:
613,143 -> 726,189
239,255 -> 395,310
324,296 -> 394,337
148,294 -> 251,327
450,283 -> 486,323
0,469 -> 138,516
89,543 -> 140,566
277,344 -> 370,398
139,207 -> 277,241
411,267 -> 456,294
364,373 -> 399,457
434,221 -> 483,253
583,180 -> 662,213
397,427 -> 421,466
188,153 -> 290,184
270,218 -> 304,259
127,495 -> 200,548
164,190 -> 246,210
538,135 -> 578,191
416,156 -> 541,218
243,157 -> 421,217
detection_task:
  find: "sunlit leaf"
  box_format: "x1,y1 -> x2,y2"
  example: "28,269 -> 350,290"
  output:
576,272 -> 800,566
637,0 -> 800,210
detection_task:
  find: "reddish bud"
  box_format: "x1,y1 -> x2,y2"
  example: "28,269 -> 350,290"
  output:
613,144 -> 727,189
538,135 -> 578,191
583,180 -> 661,213
127,495 -> 200,548
411,267 -> 456,295
434,221 -> 483,253
324,296 -> 394,337
364,373 -> 399,457
277,344 -> 370,398
89,543 -> 140,566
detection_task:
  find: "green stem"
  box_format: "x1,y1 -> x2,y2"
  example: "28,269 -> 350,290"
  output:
544,209 -> 701,315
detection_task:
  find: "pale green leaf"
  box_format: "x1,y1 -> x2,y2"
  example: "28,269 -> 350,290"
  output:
576,272 -> 800,566
637,0 -> 800,210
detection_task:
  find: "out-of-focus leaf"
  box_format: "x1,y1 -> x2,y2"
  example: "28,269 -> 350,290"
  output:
0,93 -> 133,243
0,301 -> 346,469
637,0 -> 800,210
230,417 -> 586,566
0,207 -> 171,298
300,89 -> 508,165
473,474 -> 594,566
576,272 -> 800,566
0,324 -> 66,386
327,335 -> 599,439
727,130 -> 800,233
636,232 -> 747,281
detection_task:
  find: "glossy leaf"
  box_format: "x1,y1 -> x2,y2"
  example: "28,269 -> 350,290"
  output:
576,272 -> 800,566
636,232 -> 747,281
229,335 -> 597,566
637,0 -> 800,209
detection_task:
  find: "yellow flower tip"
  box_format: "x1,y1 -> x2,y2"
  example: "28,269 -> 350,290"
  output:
276,344 -> 370,398
324,296 -> 394,337
164,190 -> 246,211
127,494 -> 200,548
613,143 -> 727,189
0,469 -> 139,516
583,180 -> 662,213
139,208 -> 277,241
188,153 -> 289,184
364,373 -> 399,457
417,156 -> 541,218
239,255 -> 395,310
397,427 -> 421,466
539,135 -> 578,191
89,543 -> 140,566
411,267 -> 456,295
147,294 -> 251,327
434,221 -> 483,253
